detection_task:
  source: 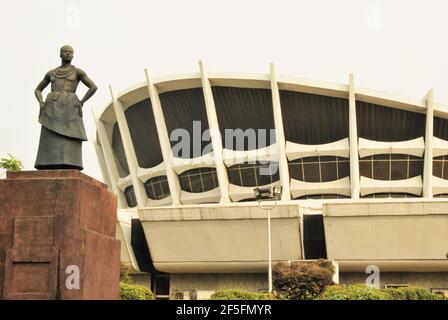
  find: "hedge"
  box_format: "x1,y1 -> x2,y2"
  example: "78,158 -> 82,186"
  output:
120,282 -> 155,300
384,286 -> 446,300
319,284 -> 389,300
319,284 -> 446,300
210,289 -> 276,300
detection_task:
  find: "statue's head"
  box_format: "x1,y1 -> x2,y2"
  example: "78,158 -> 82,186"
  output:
60,45 -> 74,63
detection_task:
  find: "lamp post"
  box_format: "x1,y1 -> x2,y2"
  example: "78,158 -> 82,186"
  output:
253,185 -> 282,293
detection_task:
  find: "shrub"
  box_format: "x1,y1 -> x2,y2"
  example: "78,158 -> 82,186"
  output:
319,284 -> 389,300
319,284 -> 447,300
273,259 -> 335,300
120,282 -> 154,300
210,289 -> 276,300
0,154 -> 23,173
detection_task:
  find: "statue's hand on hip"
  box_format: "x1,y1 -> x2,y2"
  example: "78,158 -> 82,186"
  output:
73,101 -> 83,117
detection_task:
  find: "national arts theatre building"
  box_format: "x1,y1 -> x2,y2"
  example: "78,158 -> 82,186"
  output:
93,63 -> 448,299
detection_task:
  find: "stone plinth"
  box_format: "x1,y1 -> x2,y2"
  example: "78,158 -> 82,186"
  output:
0,170 -> 120,300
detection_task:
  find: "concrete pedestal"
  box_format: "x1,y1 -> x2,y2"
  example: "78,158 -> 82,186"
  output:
0,170 -> 120,300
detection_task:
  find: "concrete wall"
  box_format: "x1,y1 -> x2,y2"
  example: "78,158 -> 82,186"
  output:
140,204 -> 303,273
128,273 -> 151,287
323,201 -> 448,272
170,273 -> 267,298
340,272 -> 448,289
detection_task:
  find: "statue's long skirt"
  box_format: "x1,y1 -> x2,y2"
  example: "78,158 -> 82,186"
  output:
34,126 -> 83,170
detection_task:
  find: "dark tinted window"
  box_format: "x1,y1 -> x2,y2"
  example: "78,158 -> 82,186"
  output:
125,99 -> 163,168
213,87 -> 276,150
289,156 -> 350,182
124,186 -> 137,207
357,102 -> 425,141
112,123 -> 130,177
227,162 -> 280,187
159,88 -> 211,159
360,154 -> 423,181
179,167 -> 218,193
280,91 -> 349,144
361,193 -> 419,198
144,176 -> 170,200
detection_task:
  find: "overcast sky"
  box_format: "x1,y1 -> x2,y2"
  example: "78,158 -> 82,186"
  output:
0,0 -> 447,182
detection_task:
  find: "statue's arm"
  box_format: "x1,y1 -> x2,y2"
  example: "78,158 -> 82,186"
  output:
78,69 -> 98,105
35,72 -> 51,107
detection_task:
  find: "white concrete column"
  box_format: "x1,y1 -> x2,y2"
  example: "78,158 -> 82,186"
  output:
423,89 -> 434,198
92,136 -> 112,188
199,61 -> 230,203
109,86 -> 148,208
349,74 -> 360,199
144,69 -> 181,205
94,116 -> 127,208
269,63 -> 291,200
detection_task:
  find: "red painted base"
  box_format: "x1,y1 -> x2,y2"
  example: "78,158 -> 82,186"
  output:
0,170 -> 120,300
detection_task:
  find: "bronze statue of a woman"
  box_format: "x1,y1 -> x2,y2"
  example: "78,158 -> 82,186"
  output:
34,45 -> 97,170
